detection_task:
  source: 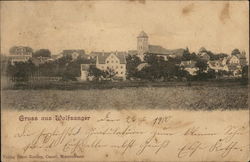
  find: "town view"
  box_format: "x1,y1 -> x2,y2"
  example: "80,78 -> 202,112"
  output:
1,31 -> 248,84
1,31 -> 248,110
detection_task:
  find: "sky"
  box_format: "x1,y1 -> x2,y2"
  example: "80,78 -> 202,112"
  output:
1,1 -> 249,59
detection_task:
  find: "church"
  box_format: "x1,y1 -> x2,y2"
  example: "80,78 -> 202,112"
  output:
134,31 -> 185,60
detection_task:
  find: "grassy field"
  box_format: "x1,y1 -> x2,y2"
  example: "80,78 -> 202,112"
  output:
1,85 -> 248,110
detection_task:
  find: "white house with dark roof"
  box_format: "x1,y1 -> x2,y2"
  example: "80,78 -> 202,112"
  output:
235,51 -> 247,66
227,55 -> 240,65
9,46 -> 33,65
208,60 -> 229,72
93,51 -> 127,80
136,31 -> 185,60
180,60 -> 198,75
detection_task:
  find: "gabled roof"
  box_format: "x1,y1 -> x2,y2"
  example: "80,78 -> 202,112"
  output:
62,49 -> 85,56
199,47 -> 207,53
148,45 -> 185,56
226,55 -> 239,63
137,31 -> 148,38
92,52 -> 126,64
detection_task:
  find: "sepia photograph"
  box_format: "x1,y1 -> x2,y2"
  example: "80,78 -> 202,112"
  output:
1,1 -> 249,162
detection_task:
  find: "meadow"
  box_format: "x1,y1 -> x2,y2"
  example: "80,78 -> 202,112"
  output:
1,85 -> 248,110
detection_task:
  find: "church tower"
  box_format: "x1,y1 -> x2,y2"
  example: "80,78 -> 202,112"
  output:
137,31 -> 149,60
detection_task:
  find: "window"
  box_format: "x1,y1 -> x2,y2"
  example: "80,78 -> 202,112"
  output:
116,66 -> 118,69
102,66 -> 104,69
111,60 -> 114,63
107,61 -> 109,63
121,66 -> 123,69
121,72 -> 123,74
111,56 -> 113,58
116,61 -> 118,63
116,72 -> 118,74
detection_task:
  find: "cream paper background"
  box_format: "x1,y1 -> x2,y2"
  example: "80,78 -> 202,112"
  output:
1,110 -> 249,161
1,1 -> 249,162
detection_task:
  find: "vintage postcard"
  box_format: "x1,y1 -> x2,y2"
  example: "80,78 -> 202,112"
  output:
1,1 -> 249,162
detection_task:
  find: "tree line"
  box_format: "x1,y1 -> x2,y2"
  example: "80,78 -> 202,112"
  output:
2,47 -> 248,82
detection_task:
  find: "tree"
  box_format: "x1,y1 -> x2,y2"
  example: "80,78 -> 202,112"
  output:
231,48 -> 240,56
126,55 -> 141,78
142,53 -> 167,80
182,48 -> 192,61
242,65 -> 248,79
33,49 -> 51,58
195,60 -> 208,73
104,68 -> 116,80
61,57 -> 93,81
88,65 -> 105,81
144,53 -> 161,65
216,70 -> 230,78
7,60 -> 37,81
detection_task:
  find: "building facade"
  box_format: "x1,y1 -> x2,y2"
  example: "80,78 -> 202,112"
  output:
95,52 -> 127,80
9,46 -> 33,65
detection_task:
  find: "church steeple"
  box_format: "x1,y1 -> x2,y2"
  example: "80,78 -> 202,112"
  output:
137,31 -> 149,60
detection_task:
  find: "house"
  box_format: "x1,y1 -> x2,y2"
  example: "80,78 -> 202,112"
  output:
93,51 -> 127,80
198,52 -> 210,61
136,31 -> 185,60
180,60 -> 198,75
235,51 -> 247,66
227,55 -> 240,65
62,49 -> 87,60
9,46 -> 33,65
208,60 -> 229,72
224,54 -> 247,77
